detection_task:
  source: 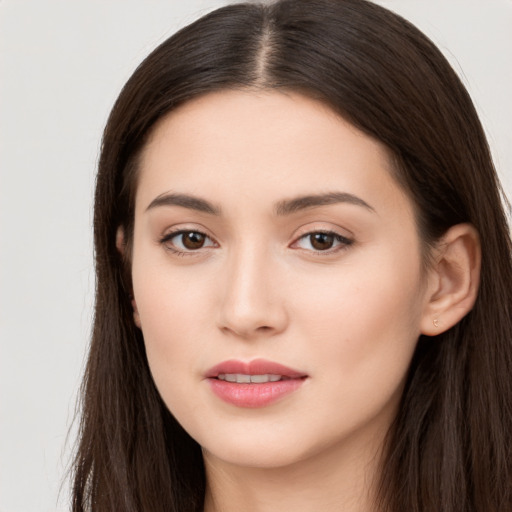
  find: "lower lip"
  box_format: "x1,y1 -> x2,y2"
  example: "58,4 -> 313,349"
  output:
208,378 -> 306,408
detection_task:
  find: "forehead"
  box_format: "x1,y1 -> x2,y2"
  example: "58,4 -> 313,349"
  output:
135,90 -> 410,217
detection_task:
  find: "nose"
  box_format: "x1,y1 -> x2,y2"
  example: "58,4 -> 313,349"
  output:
217,244 -> 288,340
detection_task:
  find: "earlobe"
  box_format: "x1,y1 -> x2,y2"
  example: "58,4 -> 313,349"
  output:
420,223 -> 481,336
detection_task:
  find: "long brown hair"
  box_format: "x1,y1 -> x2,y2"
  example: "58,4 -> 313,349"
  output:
72,1 -> 512,510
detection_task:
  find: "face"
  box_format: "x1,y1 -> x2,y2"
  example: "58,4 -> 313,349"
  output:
129,90 -> 433,469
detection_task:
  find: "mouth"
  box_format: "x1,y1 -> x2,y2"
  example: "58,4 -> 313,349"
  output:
205,358 -> 307,379
205,358 -> 308,408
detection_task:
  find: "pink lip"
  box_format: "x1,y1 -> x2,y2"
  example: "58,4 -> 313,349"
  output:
205,358 -> 308,408
205,358 -> 306,379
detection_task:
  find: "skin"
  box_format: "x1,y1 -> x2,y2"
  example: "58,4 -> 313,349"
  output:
125,90 -> 480,512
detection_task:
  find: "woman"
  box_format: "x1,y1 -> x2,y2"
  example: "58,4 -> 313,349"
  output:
71,0 -> 512,510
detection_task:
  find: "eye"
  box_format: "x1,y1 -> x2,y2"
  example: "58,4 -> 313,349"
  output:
160,230 -> 216,253
293,231 -> 353,253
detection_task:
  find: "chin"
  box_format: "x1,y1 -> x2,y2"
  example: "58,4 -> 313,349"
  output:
195,416 -> 353,471
202,437 -> 310,469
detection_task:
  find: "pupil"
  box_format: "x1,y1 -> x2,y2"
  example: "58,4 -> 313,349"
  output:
183,232 -> 205,249
311,233 -> 334,250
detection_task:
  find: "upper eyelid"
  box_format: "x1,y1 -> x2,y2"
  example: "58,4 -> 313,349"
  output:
295,228 -> 351,239
159,228 -> 217,249
160,225 -> 214,240
291,223 -> 354,241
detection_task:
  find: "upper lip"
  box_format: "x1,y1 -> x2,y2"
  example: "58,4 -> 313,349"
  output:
205,358 -> 307,379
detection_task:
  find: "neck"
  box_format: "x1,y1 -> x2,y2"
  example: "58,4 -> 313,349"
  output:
202,427 -> 386,512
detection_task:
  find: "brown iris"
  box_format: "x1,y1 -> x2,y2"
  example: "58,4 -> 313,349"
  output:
182,231 -> 206,250
309,233 -> 335,250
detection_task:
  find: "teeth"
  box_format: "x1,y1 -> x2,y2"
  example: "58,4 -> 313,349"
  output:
217,373 -> 282,383
250,374 -> 272,383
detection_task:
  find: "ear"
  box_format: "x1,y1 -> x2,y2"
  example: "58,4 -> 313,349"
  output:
420,223 -> 481,336
116,226 -> 141,329
116,226 -> 126,255
131,299 -> 142,329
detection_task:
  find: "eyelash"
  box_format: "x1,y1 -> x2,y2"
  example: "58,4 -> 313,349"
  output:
159,229 -> 354,257
292,230 -> 354,255
159,229 -> 217,256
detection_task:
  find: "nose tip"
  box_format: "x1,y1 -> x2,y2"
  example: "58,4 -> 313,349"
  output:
219,293 -> 288,340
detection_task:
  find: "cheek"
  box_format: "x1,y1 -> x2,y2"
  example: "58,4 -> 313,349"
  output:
292,252 -> 424,396
134,285 -> 210,422
130,252 -> 215,389
137,284 -> 211,336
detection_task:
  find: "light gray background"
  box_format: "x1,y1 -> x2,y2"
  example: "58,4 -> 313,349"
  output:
1,1 -> 511,511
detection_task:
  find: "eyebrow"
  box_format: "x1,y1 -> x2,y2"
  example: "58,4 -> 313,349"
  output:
146,192 -> 221,215
145,191 -> 375,216
275,192 -> 375,216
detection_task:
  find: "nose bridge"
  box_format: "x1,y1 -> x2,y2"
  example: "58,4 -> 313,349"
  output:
218,239 -> 287,338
